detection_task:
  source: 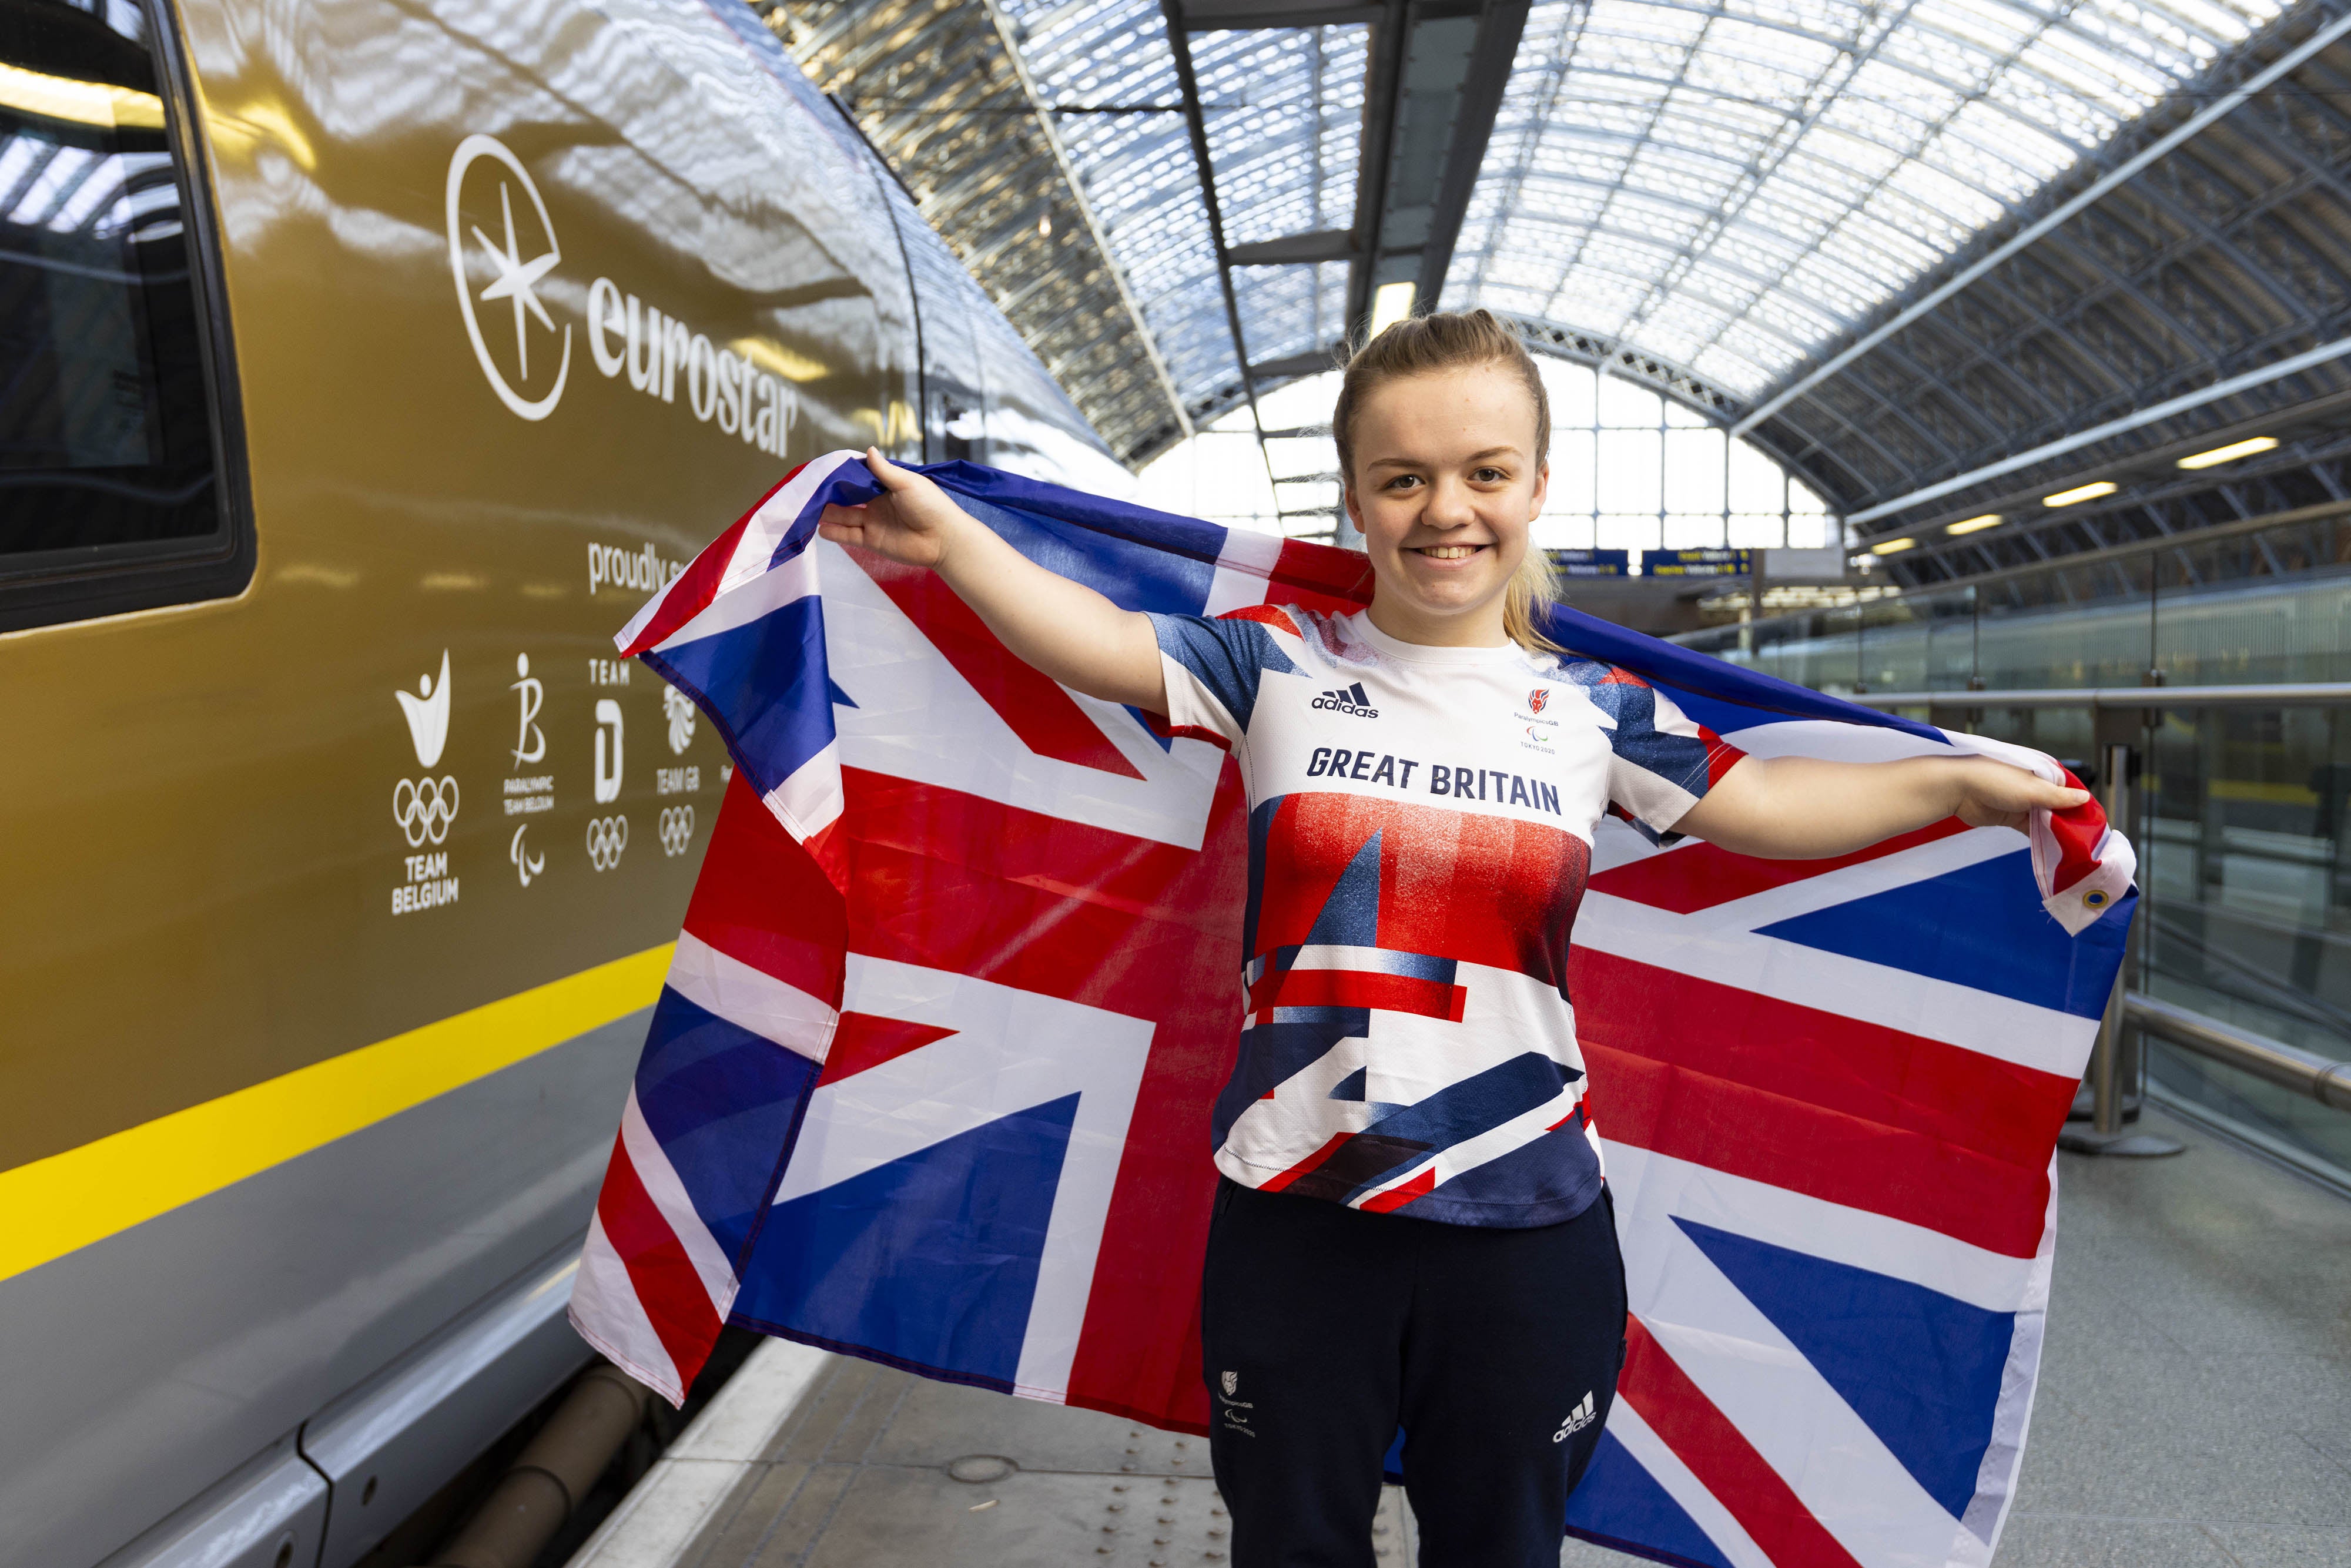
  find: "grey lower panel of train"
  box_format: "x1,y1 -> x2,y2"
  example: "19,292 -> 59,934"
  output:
2,1017 -> 642,1568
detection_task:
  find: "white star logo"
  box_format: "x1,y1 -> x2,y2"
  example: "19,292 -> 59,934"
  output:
473,180 -> 559,382
445,135 -> 571,421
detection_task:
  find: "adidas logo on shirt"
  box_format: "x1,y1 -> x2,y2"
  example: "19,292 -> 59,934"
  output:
1551,1392 -> 1598,1442
1310,682 -> 1379,718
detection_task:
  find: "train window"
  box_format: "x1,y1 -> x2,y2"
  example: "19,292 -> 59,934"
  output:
0,0 -> 246,630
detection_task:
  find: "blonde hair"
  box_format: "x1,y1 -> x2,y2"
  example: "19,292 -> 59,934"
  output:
1331,309 -> 1562,654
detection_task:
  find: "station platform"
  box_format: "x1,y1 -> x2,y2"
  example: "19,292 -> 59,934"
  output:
566,1108 -> 2350,1568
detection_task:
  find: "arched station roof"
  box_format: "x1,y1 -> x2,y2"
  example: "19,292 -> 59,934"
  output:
772,0 -> 2351,582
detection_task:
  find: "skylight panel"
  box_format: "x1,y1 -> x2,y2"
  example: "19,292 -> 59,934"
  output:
1696,333 -> 1784,393
1587,0 -> 1713,46
1946,99 -> 2073,183
995,0 -> 2286,435
1548,263 -> 1651,320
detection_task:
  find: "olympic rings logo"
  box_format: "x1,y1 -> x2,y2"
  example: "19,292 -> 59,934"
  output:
393,776 -> 461,847
585,814 -> 629,871
659,805 -> 695,857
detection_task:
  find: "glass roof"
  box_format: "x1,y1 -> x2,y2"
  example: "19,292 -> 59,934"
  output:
1001,0 -> 2286,421
1449,0 -> 2288,399
999,0 -> 1364,407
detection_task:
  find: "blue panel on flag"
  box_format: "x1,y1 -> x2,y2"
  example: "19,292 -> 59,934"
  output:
1650,681 -> 1814,746
633,990 -> 822,1262
1756,849 -> 2128,1016
1676,1218 -> 2013,1525
1563,1430 -> 1735,1568
736,1094 -> 1081,1391
960,492 -> 1218,618
647,595 -> 836,786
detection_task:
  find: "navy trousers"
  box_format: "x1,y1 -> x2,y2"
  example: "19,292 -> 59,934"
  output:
1200,1179 -> 1627,1568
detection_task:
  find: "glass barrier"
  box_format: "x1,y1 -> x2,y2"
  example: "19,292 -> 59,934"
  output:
1673,513 -> 2351,1189
1676,509 -> 2351,693
2134,704 -> 2351,1187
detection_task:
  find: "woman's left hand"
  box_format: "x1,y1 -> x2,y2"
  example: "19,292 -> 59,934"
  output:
1950,755 -> 2091,832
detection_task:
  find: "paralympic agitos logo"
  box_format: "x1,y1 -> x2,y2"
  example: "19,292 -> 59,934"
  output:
446,133 -> 797,454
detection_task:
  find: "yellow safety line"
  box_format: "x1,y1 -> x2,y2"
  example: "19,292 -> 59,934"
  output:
0,944 -> 674,1285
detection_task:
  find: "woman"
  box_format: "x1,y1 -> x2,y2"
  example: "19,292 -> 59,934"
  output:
819,310 -> 2082,1567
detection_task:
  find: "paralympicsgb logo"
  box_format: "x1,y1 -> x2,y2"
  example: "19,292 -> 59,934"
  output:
586,814 -> 628,871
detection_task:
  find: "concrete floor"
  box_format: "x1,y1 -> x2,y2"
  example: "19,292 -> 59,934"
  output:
643,1108 -> 2351,1568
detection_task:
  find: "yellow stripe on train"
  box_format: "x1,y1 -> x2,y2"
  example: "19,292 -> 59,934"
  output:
0,944 -> 672,1284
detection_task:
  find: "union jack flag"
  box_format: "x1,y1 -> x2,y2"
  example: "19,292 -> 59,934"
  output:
569,451 -> 2134,1568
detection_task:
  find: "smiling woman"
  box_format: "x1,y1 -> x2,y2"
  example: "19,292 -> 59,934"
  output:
812,307 -> 2087,1567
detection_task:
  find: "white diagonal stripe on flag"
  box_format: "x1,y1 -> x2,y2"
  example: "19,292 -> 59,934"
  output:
667,930 -> 838,1061
619,1089 -> 739,1317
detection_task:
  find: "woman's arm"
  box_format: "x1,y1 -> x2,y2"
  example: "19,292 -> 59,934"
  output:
1673,753 -> 2090,860
816,449 -> 1167,713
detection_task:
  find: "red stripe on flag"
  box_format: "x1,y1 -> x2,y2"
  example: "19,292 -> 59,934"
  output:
2045,768 -> 2106,894
1618,1315 -> 1867,1568
848,548 -> 1145,779
684,772 -> 847,1004
1359,1168 -> 1436,1213
1586,819 -> 1971,915
594,1137 -> 723,1390
819,1013 -> 958,1085
1575,963 -> 2068,1257
1267,538 -> 1375,613
1570,947 -> 2074,1171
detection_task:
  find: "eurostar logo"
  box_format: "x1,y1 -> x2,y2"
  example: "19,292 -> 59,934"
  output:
446,134 -> 572,421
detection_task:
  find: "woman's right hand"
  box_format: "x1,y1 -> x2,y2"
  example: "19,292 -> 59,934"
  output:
816,448 -> 972,569
811,444 -> 1169,713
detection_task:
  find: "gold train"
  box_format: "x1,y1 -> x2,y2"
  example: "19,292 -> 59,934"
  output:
0,1 -> 1124,1562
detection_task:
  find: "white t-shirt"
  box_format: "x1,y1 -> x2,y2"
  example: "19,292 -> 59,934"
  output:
1147,604 -> 1744,1227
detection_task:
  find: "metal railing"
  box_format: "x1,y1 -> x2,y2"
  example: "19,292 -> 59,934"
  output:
2126,992 -> 2351,1112
1848,683 -> 2351,709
